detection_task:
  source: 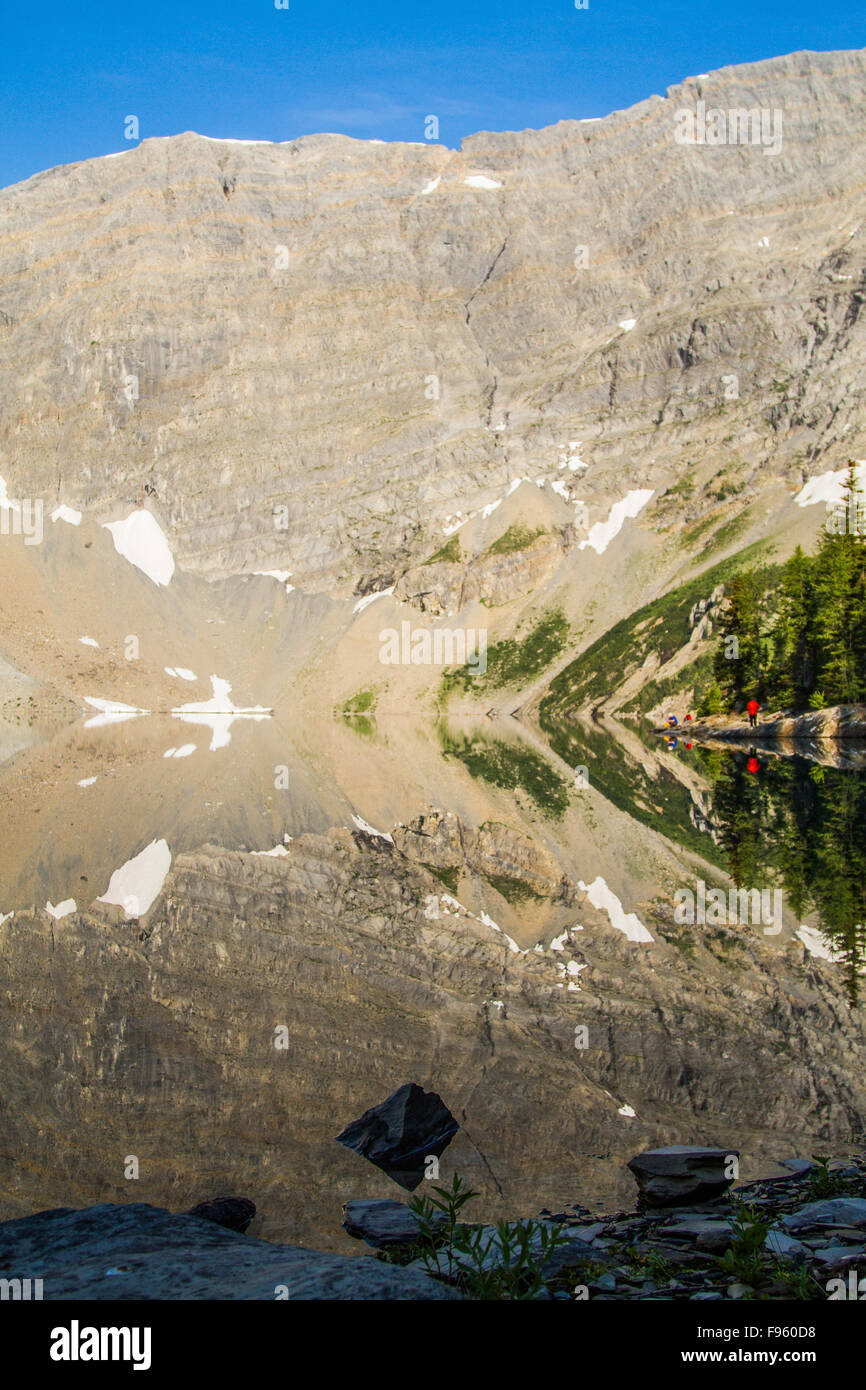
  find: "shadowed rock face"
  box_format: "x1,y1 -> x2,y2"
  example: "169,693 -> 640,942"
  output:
335,1083 -> 459,1191
1,49 -> 864,592
0,828 -> 864,1249
627,1146 -> 739,1207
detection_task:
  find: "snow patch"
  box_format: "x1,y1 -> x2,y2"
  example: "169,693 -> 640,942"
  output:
579,875 -> 653,943
79,636 -> 99,649
52,505 -> 82,526
618,1104 -> 637,1118
83,697 -> 149,728
77,777 -> 98,788
618,318 -> 637,332
164,667 -> 197,681
421,177 -> 441,195
252,844 -> 290,857
172,675 -> 271,752
464,175 -> 502,189
254,569 -> 294,590
579,489 -> 654,555
353,586 -> 394,614
163,744 -> 196,759
0,476 -> 21,513
351,814 -> 394,843
103,510 -> 175,586
795,462 -> 866,509
796,924 -> 838,961
98,839 -> 171,917
194,134 -> 274,145
46,900 -> 76,919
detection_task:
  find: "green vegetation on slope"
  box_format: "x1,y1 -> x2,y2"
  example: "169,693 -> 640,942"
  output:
424,535 -> 462,565
439,726 -> 569,819
539,715 -> 726,866
540,543 -> 770,721
440,609 -> 569,700
697,745 -> 866,1002
485,523 -> 547,557
698,466 -> 866,713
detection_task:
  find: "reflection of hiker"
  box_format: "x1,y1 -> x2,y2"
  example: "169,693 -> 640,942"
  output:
666,714 -> 678,728
666,736 -> 678,750
747,755 -> 760,774
747,698 -> 760,728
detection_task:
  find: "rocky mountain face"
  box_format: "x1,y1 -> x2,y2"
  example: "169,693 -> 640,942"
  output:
2,49 -> 866,1268
1,827 -> 863,1248
1,49 -> 864,596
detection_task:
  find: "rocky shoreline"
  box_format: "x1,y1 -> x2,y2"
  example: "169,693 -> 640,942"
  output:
3,1147 -> 864,1300
664,704 -> 866,744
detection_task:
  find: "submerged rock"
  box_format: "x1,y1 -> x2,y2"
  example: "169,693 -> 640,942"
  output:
335,1083 -> 459,1191
342,1199 -> 431,1249
186,1197 -> 256,1233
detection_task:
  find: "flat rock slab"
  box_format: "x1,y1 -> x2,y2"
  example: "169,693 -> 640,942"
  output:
663,1220 -> 733,1253
782,1198 -> 866,1233
334,1082 -> 459,1191
628,1146 -> 739,1207
342,1199 -> 429,1249
765,1228 -> 809,1259
0,1204 -> 461,1300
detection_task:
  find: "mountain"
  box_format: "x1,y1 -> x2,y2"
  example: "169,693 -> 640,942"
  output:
2,49 -> 866,1248
0,48 -> 864,606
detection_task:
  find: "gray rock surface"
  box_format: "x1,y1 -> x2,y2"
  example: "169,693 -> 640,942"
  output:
2,831 -> 864,1247
335,1083 -> 459,1190
628,1146 -> 739,1206
781,1198 -> 866,1232
342,1199 -> 429,1249
1,50 -> 864,594
0,1203 -> 461,1300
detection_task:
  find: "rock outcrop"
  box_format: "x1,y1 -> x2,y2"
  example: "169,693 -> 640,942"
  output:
685,705 -> 866,741
0,1203 -> 460,1300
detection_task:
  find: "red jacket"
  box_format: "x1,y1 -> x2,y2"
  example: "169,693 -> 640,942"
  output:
747,700 -> 760,717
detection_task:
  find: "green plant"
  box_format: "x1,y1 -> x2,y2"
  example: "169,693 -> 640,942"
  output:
342,688 -> 375,716
438,726 -> 569,819
484,873 -> 546,905
409,1174 -> 478,1281
408,1175 -> 571,1299
424,535 -> 462,565
715,1204 -> 771,1286
805,1156 -> 848,1200
440,609 -> 569,698
768,1259 -> 825,1300
429,864 -> 461,895
485,523 -> 546,557
626,1248 -> 675,1282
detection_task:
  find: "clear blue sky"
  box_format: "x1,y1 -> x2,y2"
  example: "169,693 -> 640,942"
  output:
1,0 -> 862,189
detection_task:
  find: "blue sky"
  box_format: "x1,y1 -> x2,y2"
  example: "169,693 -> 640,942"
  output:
1,0 -> 862,189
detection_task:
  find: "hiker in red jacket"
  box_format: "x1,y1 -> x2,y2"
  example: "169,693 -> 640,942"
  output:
747,698 -> 760,728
